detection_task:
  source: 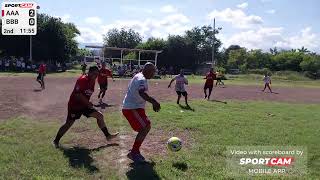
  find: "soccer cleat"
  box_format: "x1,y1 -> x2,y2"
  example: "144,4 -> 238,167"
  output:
106,132 -> 119,141
204,95 -> 207,99
127,151 -> 145,162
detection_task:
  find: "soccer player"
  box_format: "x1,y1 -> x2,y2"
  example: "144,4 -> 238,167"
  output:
81,61 -> 87,75
204,68 -> 216,100
262,74 -> 273,93
122,63 -> 161,162
36,62 -> 46,89
168,69 -> 189,106
53,66 -> 119,148
98,62 -> 114,104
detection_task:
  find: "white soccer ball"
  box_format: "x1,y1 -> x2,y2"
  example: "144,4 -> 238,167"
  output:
167,137 -> 182,152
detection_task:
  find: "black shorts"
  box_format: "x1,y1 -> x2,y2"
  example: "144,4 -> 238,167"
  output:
99,83 -> 108,90
67,107 -> 98,121
176,91 -> 188,96
37,73 -> 44,81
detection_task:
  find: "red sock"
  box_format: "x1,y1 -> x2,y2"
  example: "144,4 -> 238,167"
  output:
132,140 -> 143,153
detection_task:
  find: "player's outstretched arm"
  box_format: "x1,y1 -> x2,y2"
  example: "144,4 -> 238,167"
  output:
139,90 -> 161,112
168,79 -> 175,88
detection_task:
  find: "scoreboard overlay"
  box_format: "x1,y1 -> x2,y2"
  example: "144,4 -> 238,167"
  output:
1,2 -> 37,35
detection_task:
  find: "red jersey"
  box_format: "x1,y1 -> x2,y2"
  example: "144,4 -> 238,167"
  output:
68,75 -> 95,110
205,72 -> 216,85
98,68 -> 112,84
39,64 -> 46,74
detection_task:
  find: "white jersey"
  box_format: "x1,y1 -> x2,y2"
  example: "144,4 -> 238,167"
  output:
174,75 -> 188,92
123,72 -> 148,109
263,76 -> 271,84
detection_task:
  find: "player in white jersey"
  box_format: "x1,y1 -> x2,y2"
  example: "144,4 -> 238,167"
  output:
168,69 -> 189,106
262,74 -> 273,93
122,63 -> 161,162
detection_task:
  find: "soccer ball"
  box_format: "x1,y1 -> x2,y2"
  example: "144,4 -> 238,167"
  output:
167,137 -> 182,152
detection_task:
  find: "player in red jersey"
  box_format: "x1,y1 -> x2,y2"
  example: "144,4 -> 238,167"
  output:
36,62 -> 46,89
203,68 -> 216,100
53,66 -> 119,148
98,62 -> 114,104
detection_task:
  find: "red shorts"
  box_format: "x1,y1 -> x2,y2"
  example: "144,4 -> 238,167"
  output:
122,109 -> 151,132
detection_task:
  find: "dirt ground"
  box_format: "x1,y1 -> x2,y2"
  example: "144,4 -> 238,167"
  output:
0,76 -> 319,121
0,76 -> 319,173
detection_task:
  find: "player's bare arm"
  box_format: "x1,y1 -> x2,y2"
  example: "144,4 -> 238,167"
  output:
168,78 -> 175,88
139,89 -> 160,112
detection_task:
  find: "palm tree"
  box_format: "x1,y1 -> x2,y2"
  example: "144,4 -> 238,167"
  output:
297,46 -> 310,53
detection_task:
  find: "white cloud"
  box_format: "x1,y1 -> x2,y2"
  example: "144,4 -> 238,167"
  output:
222,27 -> 283,50
208,8 -> 263,29
77,13 -> 191,43
275,27 -> 320,52
160,5 -> 178,13
75,27 -> 103,43
237,2 -> 248,9
84,17 -> 103,25
220,26 -> 320,53
266,9 -> 276,14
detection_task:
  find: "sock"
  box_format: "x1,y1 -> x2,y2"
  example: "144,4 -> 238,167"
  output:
54,133 -> 63,143
132,140 -> 143,153
101,127 -> 110,137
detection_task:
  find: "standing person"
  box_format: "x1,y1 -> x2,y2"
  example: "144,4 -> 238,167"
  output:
81,61 -> 87,74
97,62 -> 114,105
215,71 -> 225,86
36,62 -> 46,89
168,69 -> 189,106
21,60 -> 26,72
262,74 -> 273,93
122,63 -> 161,162
53,66 -> 119,148
203,68 -> 216,100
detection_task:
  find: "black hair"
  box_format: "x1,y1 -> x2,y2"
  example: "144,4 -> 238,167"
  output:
88,65 -> 99,72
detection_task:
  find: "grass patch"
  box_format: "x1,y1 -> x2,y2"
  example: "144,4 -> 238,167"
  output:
0,101 -> 319,179
182,74 -> 320,88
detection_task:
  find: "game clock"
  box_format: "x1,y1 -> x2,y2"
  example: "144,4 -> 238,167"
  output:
20,28 -> 35,34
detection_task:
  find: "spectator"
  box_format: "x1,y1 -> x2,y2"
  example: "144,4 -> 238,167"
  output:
5,59 -> 10,71
21,60 -> 26,72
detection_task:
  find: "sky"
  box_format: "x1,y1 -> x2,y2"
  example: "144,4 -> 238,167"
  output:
3,0 -> 320,52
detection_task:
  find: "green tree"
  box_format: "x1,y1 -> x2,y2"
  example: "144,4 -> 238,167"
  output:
103,28 -> 142,48
300,55 -> 320,73
227,48 -> 247,69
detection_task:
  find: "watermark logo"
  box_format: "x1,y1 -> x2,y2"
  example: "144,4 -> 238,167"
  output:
226,146 -> 307,177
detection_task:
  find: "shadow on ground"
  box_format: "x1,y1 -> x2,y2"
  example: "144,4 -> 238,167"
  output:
179,104 -> 195,111
172,162 -> 188,171
126,161 -> 160,180
59,143 -> 119,173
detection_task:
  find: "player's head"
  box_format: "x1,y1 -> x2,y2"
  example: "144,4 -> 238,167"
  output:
142,62 -> 156,79
88,66 -> 99,80
102,61 -> 106,68
180,69 -> 184,75
210,68 -> 213,73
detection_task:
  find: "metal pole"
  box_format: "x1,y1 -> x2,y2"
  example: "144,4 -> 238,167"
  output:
155,52 -> 158,66
212,18 -> 215,68
138,51 -> 141,66
29,35 -> 32,61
